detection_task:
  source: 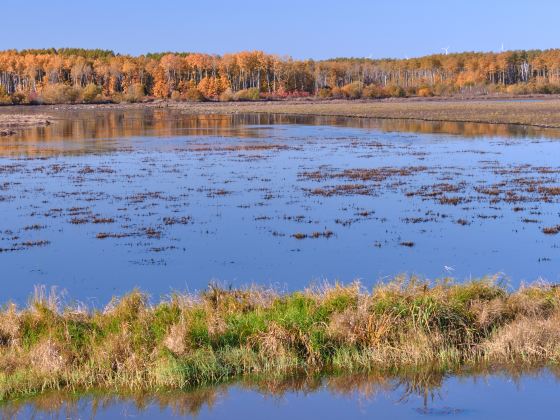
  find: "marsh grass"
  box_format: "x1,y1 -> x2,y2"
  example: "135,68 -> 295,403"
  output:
1,276 -> 560,401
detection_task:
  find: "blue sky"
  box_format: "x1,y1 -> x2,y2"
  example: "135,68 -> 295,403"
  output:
1,0 -> 557,59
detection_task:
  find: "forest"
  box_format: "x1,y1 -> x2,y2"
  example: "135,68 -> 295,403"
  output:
1,48 -> 560,104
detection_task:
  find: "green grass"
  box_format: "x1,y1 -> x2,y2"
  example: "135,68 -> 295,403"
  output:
0,276 -> 560,401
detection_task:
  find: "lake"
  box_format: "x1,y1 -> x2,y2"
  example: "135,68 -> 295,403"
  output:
2,109 -> 560,304
2,108 -> 560,418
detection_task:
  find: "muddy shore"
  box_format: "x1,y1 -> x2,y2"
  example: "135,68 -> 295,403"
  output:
0,113 -> 52,136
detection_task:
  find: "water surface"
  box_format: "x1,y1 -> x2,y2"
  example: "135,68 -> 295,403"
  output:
3,370 -> 560,419
1,110 -> 560,303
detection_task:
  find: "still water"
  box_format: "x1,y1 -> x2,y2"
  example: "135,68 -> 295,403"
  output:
3,370 -> 560,419
1,109 -> 560,304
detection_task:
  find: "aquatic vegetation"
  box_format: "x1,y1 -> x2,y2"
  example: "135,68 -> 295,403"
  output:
543,225 -> 560,235
1,277 -> 560,401
291,230 -> 333,240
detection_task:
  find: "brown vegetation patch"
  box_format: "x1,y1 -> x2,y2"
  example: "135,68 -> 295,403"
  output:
302,166 -> 427,183
30,339 -> 69,376
189,144 -> 289,152
483,314 -> 560,362
542,225 -> 560,235
96,232 -> 131,239
307,184 -> 372,197
18,240 -> 50,248
163,216 -> 192,225
163,323 -> 189,356
438,196 -> 464,205
292,230 -> 334,240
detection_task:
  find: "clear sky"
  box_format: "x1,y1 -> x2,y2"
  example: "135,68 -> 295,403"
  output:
1,0 -> 557,59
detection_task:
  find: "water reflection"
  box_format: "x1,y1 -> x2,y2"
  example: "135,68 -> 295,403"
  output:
2,369 -> 558,419
2,109 -> 560,157
3,112 -> 272,157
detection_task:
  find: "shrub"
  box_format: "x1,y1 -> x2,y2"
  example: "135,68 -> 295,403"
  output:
123,83 -> 145,103
219,88 -> 234,102
330,86 -> 344,98
40,84 -> 81,104
417,86 -> 434,97
316,88 -> 332,99
10,92 -> 27,104
183,88 -> 206,102
341,82 -> 363,99
386,85 -> 406,97
170,90 -> 182,102
284,90 -> 310,99
0,86 -> 10,104
82,83 -> 102,103
506,84 -> 530,95
362,84 -> 388,99
535,82 -> 560,95
234,88 -> 260,101
433,83 -> 457,96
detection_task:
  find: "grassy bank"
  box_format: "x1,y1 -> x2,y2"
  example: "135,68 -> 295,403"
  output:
1,276 -> 559,401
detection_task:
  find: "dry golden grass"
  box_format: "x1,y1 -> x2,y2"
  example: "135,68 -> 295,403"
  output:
482,313 -> 560,363
161,99 -> 560,129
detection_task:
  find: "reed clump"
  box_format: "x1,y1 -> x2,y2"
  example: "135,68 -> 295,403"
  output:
1,276 -> 560,401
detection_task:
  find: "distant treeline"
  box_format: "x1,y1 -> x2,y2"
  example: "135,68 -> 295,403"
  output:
1,48 -> 560,104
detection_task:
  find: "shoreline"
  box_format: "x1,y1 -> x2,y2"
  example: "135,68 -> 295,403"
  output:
1,97 -> 560,136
